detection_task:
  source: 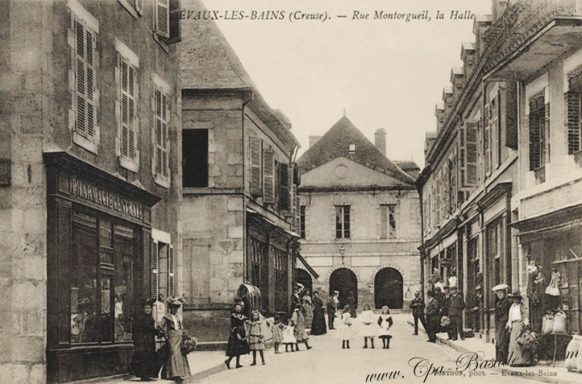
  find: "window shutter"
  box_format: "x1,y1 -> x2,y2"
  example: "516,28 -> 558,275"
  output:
121,59 -> 129,158
168,245 -> 175,297
279,163 -> 290,212
529,102 -> 541,170
167,0 -> 181,44
458,125 -> 466,188
152,241 -> 159,299
380,205 -> 388,239
484,104 -> 491,174
250,137 -> 262,196
465,122 -> 478,186
263,149 -> 275,204
566,91 -> 581,154
155,0 -> 170,38
505,81 -> 518,149
75,20 -> 86,136
162,93 -> 169,178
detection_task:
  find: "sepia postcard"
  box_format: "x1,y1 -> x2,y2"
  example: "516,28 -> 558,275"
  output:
2,0 -> 582,383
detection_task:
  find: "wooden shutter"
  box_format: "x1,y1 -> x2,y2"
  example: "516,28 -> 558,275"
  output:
465,122 -> 478,186
74,19 -> 97,140
263,148 -> 275,204
250,137 -> 262,196
152,241 -> 159,299
505,81 -> 518,149
120,59 -> 137,160
484,104 -> 491,174
279,163 -> 290,212
156,0 -> 170,38
566,91 -> 581,154
529,94 -> 544,170
168,245 -> 175,297
162,93 -> 170,178
167,0 -> 181,44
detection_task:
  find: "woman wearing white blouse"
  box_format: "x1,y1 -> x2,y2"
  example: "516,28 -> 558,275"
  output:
505,291 -> 532,366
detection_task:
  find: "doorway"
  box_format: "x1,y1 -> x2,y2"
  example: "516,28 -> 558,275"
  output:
374,268 -> 403,309
329,268 -> 358,309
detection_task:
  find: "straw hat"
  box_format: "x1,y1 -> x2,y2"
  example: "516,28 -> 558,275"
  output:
491,284 -> 509,292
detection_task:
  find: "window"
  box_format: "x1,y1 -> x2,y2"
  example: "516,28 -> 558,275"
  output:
250,137 -> 263,196
300,205 -> 306,239
529,91 -> 549,170
71,14 -> 98,151
335,205 -> 351,239
263,148 -> 275,205
151,240 -> 174,299
154,0 -> 181,44
70,212 -> 135,344
182,129 -> 208,187
278,162 -> 290,212
484,102 -> 493,175
566,71 -> 582,154
349,144 -> 356,153
153,88 -> 170,186
380,204 -> 397,239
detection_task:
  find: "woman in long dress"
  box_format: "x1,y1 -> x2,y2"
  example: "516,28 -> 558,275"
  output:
225,303 -> 250,369
302,290 -> 314,328
291,305 -> 312,350
310,291 -> 327,335
161,298 -> 191,382
506,292 -> 533,366
359,303 -> 377,348
377,306 -> 393,349
129,299 -> 160,381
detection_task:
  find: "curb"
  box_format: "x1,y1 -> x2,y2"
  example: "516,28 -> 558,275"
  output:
406,320 -> 580,384
185,362 -> 226,384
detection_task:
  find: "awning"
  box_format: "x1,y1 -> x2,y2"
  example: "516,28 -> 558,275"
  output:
296,253 -> 319,279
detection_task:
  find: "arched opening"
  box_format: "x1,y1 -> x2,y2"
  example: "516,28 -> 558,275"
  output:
374,268 -> 403,309
295,268 -> 313,295
329,268 -> 358,309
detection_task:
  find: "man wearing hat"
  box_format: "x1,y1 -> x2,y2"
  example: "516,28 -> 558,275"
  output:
492,284 -> 511,363
447,286 -> 465,340
424,290 -> 441,343
327,291 -> 339,329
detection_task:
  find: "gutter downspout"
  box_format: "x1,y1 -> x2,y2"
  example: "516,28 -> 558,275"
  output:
241,93 -> 252,284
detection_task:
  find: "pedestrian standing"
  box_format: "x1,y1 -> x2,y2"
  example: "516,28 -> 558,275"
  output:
327,291 -> 338,330
425,291 -> 441,343
506,291 -> 534,366
248,310 -> 266,366
447,286 -> 465,340
271,314 -> 284,354
225,303 -> 250,369
337,305 -> 354,349
310,291 -> 327,335
377,306 -> 393,349
492,284 -> 511,364
359,303 -> 377,348
291,305 -> 313,351
347,291 -> 357,318
161,297 -> 191,382
129,299 -> 160,381
282,319 -> 297,352
410,291 -> 426,336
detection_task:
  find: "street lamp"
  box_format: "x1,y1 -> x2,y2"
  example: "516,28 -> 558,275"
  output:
339,245 -> 346,265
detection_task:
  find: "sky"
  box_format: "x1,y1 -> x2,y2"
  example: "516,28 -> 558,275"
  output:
204,0 -> 492,167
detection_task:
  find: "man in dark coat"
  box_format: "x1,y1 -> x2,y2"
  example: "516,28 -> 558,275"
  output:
425,291 -> 441,343
410,291 -> 426,335
447,286 -> 465,340
493,284 -> 511,363
327,291 -> 338,329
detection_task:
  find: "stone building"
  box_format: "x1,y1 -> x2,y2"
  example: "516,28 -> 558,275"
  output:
297,116 -> 421,310
418,0 -> 582,351
0,0 -> 181,382
179,0 -> 303,341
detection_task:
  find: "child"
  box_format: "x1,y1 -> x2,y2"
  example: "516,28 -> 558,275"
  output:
359,303 -> 377,348
271,314 -> 284,354
291,305 -> 312,351
282,319 -> 297,352
248,310 -> 266,365
377,306 -> 393,349
337,305 -> 354,349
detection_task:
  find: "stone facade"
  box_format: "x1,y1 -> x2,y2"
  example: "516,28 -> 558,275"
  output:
0,0 -> 181,382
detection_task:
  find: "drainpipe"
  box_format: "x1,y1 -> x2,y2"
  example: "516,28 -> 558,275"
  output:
417,177 -> 426,298
241,93 -> 252,284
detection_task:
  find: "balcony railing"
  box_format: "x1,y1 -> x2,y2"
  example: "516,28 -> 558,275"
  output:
483,0 -> 582,74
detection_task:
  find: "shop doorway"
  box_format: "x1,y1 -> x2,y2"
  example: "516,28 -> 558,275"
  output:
329,268 -> 358,309
374,268 -> 403,309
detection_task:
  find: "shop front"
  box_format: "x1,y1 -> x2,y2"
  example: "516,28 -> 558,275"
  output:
45,153 -> 160,383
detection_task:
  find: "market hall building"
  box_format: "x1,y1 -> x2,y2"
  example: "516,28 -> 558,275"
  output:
296,117 -> 422,310
0,0 -> 182,382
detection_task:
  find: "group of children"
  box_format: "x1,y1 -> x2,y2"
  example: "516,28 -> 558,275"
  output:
336,304 -> 394,349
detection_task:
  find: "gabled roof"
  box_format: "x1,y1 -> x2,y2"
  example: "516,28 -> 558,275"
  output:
297,116 -> 415,185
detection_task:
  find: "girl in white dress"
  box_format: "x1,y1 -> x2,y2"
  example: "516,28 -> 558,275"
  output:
337,305 -> 355,349
359,303 -> 377,348
377,306 -> 393,349
282,319 -> 297,352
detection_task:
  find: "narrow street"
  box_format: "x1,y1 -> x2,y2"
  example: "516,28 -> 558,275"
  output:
196,314 -> 539,384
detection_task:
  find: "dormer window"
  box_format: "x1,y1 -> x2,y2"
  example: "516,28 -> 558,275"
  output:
349,143 -> 356,153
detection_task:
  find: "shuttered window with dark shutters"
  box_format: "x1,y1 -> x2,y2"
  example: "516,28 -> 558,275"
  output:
263,149 -> 275,204
250,137 -> 263,196
73,18 -> 97,141
279,163 -> 290,212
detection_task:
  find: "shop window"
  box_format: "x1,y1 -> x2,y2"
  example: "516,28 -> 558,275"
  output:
335,205 -> 351,239
70,212 -> 135,344
182,129 -> 208,187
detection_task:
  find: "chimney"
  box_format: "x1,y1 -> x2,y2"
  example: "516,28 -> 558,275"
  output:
309,136 -> 322,148
375,128 -> 387,156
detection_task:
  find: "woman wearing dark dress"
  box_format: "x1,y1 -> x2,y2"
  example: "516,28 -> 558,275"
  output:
347,291 -> 357,318
161,298 -> 191,382
225,303 -> 250,369
129,299 -> 160,381
310,291 -> 327,335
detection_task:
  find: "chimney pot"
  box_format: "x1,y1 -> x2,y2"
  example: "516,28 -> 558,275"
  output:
375,128 -> 387,156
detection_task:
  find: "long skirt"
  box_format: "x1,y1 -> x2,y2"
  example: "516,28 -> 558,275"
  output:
495,323 -> 510,364
161,330 -> 191,379
311,308 -> 327,335
508,321 -> 534,366
303,303 -> 313,328
226,334 -> 250,357
129,351 -> 159,379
